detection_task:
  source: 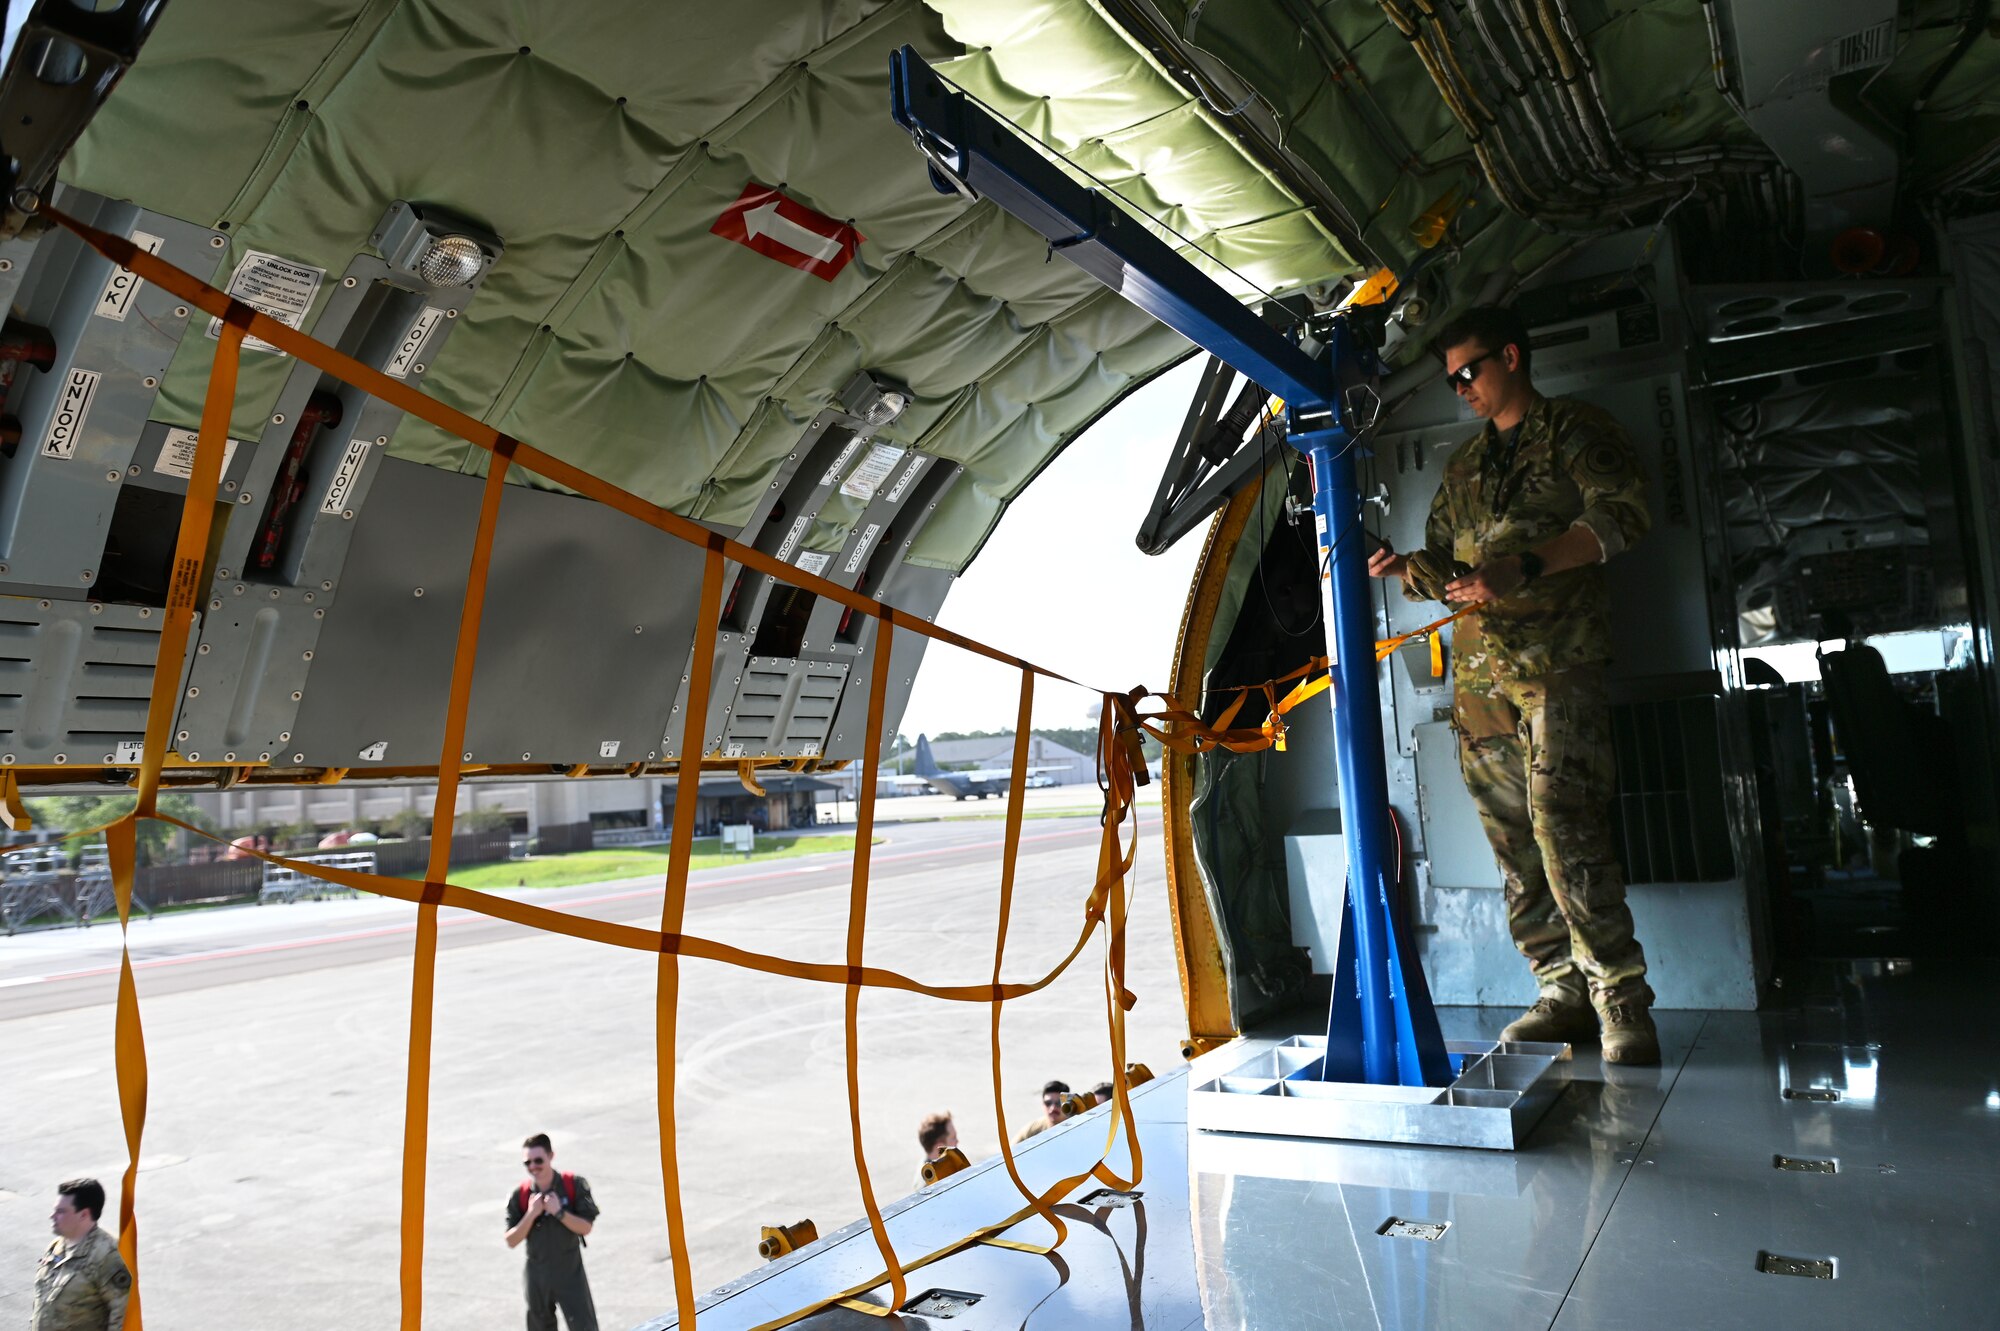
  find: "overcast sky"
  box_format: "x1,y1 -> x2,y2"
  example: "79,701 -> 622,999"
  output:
898,357 -> 1209,739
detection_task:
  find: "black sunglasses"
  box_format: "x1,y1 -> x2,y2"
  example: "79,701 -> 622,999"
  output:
523,1158 -> 549,1168
1444,349 -> 1501,389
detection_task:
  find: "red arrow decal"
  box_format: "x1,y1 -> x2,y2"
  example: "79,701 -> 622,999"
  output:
711,182 -> 864,281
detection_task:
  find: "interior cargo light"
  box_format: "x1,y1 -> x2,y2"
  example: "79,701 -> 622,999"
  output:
864,389 -> 908,426
369,200 -> 503,292
417,235 -> 486,287
842,370 -> 911,429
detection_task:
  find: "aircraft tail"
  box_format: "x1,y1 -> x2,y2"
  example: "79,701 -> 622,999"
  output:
914,734 -> 942,777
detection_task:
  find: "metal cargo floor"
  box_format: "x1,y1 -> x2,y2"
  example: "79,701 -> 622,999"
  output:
643,960 -> 2000,1330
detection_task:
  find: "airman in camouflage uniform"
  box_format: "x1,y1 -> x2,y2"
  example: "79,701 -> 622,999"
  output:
1370,306 -> 1659,1064
33,1179 -> 131,1331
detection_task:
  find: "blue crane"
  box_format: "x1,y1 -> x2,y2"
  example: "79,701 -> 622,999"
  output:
889,47 -> 1452,1088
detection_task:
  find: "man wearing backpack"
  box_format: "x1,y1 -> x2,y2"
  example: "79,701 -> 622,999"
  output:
504,1133 -> 601,1331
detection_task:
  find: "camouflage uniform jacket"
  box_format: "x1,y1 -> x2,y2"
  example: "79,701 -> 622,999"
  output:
1407,394 -> 1650,692
32,1225 -> 131,1331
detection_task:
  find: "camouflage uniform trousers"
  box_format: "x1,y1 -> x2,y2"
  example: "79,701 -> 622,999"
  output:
1454,665 -> 1653,1009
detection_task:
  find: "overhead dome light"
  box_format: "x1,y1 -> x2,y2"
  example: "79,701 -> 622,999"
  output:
864,389 -> 908,426
841,370 -> 912,429
417,235 -> 486,287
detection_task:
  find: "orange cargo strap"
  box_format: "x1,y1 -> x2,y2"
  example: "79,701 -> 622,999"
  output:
32,202 -> 1283,1331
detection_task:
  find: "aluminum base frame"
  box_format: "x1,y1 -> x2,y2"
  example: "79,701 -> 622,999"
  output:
1189,1035 -> 1571,1150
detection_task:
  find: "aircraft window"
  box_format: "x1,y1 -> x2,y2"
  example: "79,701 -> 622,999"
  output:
1741,624 -> 1969,683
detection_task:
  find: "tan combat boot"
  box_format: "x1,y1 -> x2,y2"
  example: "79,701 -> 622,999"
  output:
1499,993 -> 1598,1045
1599,1002 -> 1660,1066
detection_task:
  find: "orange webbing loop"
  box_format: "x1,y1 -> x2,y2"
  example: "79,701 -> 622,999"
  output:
35,203 -> 1160,1328
400,445 -> 514,1327
1,771 -> 29,831
1123,599 -> 1486,762
105,814 -> 147,1329
152,814 -> 1124,1002
1374,600 -> 1484,664
100,306 -> 243,1330
840,612 -> 908,1316
986,670 -> 1069,1253
136,315 -> 243,814
1087,697 -> 1143,1192
658,539 -> 725,1328
129,804 -> 1137,1331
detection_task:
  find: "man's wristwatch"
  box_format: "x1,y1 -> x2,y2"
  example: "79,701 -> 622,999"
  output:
1516,551 -> 1544,585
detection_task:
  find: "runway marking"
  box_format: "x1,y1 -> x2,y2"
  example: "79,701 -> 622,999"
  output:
6,821 -> 1121,988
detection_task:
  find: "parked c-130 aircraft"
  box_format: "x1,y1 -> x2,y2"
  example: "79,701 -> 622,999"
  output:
905,734 -> 1062,800
2,0 -> 1997,1327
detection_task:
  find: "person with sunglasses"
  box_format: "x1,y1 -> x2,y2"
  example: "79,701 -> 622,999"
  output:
1366,305 -> 1659,1066
505,1133 -> 601,1331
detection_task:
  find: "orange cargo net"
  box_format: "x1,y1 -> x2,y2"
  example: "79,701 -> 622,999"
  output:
36,203 -> 1478,1329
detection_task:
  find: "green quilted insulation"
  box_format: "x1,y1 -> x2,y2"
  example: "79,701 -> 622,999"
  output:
62,0 -> 1356,572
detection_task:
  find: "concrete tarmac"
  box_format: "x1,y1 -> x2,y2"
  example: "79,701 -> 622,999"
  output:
0,811 -> 1184,1330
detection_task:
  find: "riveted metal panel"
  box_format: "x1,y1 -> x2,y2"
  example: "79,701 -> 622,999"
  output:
283,459 -> 473,769
288,457 -> 705,770
460,479 -> 705,766
717,657 -> 850,760
0,596 -> 178,765
174,583 -> 326,765
0,189 -> 221,591
1414,720 -> 1502,890
662,406 -> 952,764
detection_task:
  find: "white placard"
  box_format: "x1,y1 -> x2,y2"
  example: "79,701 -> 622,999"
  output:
359,741 -> 388,761
40,367 -> 100,459
155,428 -> 241,482
385,305 -> 446,379
320,438 -> 372,514
844,522 -> 882,574
795,551 -> 832,576
839,443 -> 906,501
208,249 -> 325,355
95,230 -> 165,321
599,740 -> 622,759
114,741 -> 145,764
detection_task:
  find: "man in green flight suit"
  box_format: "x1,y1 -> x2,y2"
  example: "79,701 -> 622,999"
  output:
505,1133 -> 602,1331
1368,304 -> 1660,1065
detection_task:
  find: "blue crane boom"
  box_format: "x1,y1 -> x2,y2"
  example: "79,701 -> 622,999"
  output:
889,46 -> 1451,1088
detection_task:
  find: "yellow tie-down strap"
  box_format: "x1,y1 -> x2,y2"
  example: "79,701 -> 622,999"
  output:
38,204 -> 1494,1330
1105,601 -> 1485,759
37,205 -> 1203,1331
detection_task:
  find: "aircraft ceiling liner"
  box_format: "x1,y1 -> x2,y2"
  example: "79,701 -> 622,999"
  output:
60,0 -> 1365,576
